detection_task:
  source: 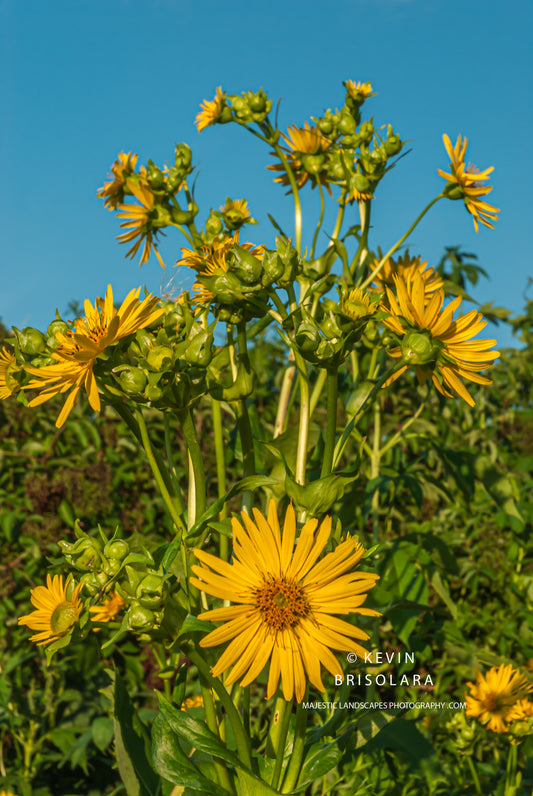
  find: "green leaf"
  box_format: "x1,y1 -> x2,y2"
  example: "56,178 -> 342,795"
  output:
473,455 -> 524,526
236,768 -> 280,795
285,470 -> 359,515
152,714 -> 232,795
294,742 -> 341,791
113,668 -> 159,796
91,716 -> 114,752
430,570 -> 457,620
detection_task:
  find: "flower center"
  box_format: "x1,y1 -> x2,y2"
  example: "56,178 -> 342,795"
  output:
50,602 -> 79,635
254,576 -> 310,631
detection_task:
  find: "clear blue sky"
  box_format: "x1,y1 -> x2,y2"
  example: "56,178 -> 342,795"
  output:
2,0 -> 531,348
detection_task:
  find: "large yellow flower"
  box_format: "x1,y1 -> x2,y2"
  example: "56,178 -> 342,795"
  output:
370,253 -> 444,294
466,664 -> 532,733
0,345 -> 19,400
97,151 -> 139,210
24,285 -> 163,427
437,134 -> 500,232
381,273 -> 499,406
117,180 -> 167,267
268,122 -> 331,190
18,574 -> 82,646
191,500 -> 380,703
196,87 -> 225,132
89,589 -> 127,625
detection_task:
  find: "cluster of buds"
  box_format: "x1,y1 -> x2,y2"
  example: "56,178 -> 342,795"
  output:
106,297 -> 213,410
226,88 -> 272,125
204,197 -> 257,239
290,288 -> 379,368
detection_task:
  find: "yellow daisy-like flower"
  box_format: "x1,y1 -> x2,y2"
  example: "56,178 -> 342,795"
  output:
24,285 -> 163,427
340,288 -> 378,321
191,500 -> 380,703
18,574 -> 82,646
0,345 -> 19,400
0,790 -> 18,796
344,80 -> 374,102
181,695 -> 204,711
196,87 -> 225,133
117,180 -> 167,268
381,273 -> 499,407
219,197 -> 256,230
89,589 -> 127,625
346,187 -> 374,205
97,151 -> 139,210
465,664 -> 533,733
370,253 -> 444,294
437,134 -> 500,232
268,122 -> 331,190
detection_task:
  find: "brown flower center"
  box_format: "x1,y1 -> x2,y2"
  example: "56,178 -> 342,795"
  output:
255,576 -> 310,630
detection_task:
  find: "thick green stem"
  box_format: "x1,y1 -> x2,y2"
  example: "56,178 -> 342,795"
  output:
310,179 -> 326,260
505,742 -> 518,795
163,416 -> 186,511
309,368 -> 327,418
320,368 -> 338,478
465,753 -> 483,796
186,645 -> 253,771
274,361 -> 296,438
281,695 -> 308,793
328,195 -> 346,245
358,194 -> 444,290
272,142 -> 302,255
200,681 -> 235,794
294,352 -> 310,486
178,408 -> 206,528
235,322 -> 256,511
211,397 -> 228,558
349,199 -> 372,280
270,699 -> 292,791
371,398 -> 381,544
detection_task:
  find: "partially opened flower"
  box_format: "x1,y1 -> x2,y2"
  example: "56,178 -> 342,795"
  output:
24,285 -> 163,426
370,253 -> 444,294
191,500 -> 380,702
344,80 -> 374,103
268,122 -> 331,190
380,273 -> 499,406
438,134 -> 500,232
466,664 -> 532,733
97,151 -> 139,210
18,574 -> 82,646
89,589 -> 128,625
0,345 -> 19,399
196,87 -> 225,132
117,180 -> 168,267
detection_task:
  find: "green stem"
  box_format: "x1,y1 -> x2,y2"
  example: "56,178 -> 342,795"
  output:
281,695 -> 308,793
274,360 -> 296,438
309,368 -> 328,418
320,368 -> 338,478
505,742 -> 518,795
200,681 -> 235,794
358,194 -> 444,290
178,408 -> 206,528
328,194 -> 346,245
272,142 -> 302,255
349,199 -> 372,280
236,322 -> 256,511
310,179 -> 326,260
186,645 -> 253,771
294,351 -> 310,486
270,699 -> 293,791
370,397 -> 381,544
128,407 -> 186,534
211,397 -> 228,558
465,754 -> 483,796
163,416 -> 185,509
380,402 -> 426,456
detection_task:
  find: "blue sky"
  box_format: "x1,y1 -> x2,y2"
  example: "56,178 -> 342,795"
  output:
2,0 -> 532,348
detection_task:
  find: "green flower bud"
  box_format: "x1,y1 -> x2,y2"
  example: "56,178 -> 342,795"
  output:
232,245 -> 263,285
135,328 -> 156,357
146,345 -> 173,371
146,160 -> 165,189
127,601 -> 155,631
46,320 -> 69,348
317,112 -> 336,136
104,558 -> 122,577
113,366 -> 147,395
184,329 -> 213,367
401,330 -> 440,365
384,133 -> 402,157
247,88 -> 269,113
205,212 -> 223,236
338,113 -> 356,135
174,142 -> 192,171
145,383 -> 164,402
261,250 -> 284,285
166,167 -> 184,193
351,173 -> 372,192
104,540 -> 130,560
295,322 -> 321,354
443,182 -> 465,200
359,120 -> 374,144
81,571 -> 108,596
15,327 -> 46,355
301,153 -> 326,176
136,573 -> 167,610
171,203 -> 198,226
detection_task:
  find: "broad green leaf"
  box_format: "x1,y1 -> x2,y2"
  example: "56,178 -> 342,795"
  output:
236,769 -> 280,795
430,570 -> 457,620
91,716 -> 114,752
285,470 -> 359,515
294,742 -> 341,791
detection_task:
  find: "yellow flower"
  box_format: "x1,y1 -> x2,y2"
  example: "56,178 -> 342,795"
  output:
97,152 -> 139,210
0,790 -> 18,796
268,122 -> 331,190
465,664 -> 532,733
437,134 -> 500,232
181,695 -> 204,711
89,589 -> 127,625
0,345 -> 19,400
18,574 -> 82,646
191,500 -> 380,703
381,273 -> 499,406
346,187 -> 374,205
344,80 -> 374,102
117,180 -> 167,268
196,87 -> 225,132
24,285 -> 163,427
219,197 -> 256,230
370,253 -> 444,294
340,288 -> 378,321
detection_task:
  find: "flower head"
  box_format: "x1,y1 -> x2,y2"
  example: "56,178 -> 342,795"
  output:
117,180 -> 168,267
89,589 -> 127,625
18,574 -> 82,646
268,122 -> 331,190
196,87 -> 225,132
438,134 -> 500,232
380,273 -> 499,406
340,288 -> 378,321
0,345 -> 19,400
181,695 -> 204,711
344,80 -> 374,102
24,285 -> 163,427
97,152 -> 139,210
371,253 -> 444,294
191,500 -> 379,702
466,664 -> 532,733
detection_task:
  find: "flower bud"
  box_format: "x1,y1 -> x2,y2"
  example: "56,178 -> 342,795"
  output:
136,572 -> 168,610
127,601 -> 155,631
350,173 -> 372,193
104,540 -> 130,560
301,153 -> 326,176
81,571 -> 108,596
113,366 -> 147,395
14,327 -> 46,355
146,346 -> 173,371
134,328 -> 156,357
145,383 -> 164,402
174,142 -> 192,171
359,120 -> 374,144
46,320 -> 70,348
146,160 -> 165,189
184,329 -> 213,367
401,331 -> 439,365
171,203 -> 198,226
232,245 -> 263,285
295,322 -> 321,354
247,88 -> 269,113
205,212 -> 223,236
338,113 -> 356,136
261,250 -> 284,285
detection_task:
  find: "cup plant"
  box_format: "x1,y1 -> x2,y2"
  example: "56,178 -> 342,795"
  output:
2,79 -> 531,795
